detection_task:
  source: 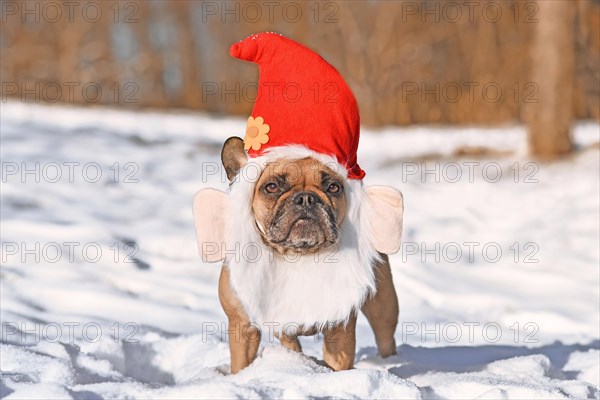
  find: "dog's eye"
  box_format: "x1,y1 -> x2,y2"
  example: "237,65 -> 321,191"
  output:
327,182 -> 341,193
264,182 -> 280,194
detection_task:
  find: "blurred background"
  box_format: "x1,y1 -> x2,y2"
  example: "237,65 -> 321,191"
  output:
2,0 -> 599,157
2,2 -> 600,397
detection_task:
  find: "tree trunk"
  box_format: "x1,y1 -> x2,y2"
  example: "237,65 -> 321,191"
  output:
527,0 -> 575,158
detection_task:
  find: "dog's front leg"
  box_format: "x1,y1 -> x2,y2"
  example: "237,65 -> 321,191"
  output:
226,317 -> 261,373
219,266 -> 261,373
322,312 -> 357,371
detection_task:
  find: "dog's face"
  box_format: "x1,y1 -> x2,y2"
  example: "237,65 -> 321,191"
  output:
221,138 -> 346,254
253,158 -> 346,253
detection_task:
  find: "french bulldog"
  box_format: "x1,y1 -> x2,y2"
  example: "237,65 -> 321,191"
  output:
193,137 -> 404,373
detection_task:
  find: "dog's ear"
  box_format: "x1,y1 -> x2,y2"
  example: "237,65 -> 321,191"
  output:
221,137 -> 247,181
193,188 -> 228,262
365,186 -> 404,254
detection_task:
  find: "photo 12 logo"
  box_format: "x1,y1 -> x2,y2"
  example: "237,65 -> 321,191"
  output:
1,162 -> 140,184
400,81 -> 538,104
2,322 -> 140,344
2,82 -> 139,104
1,241 -> 139,265
401,321 -> 539,344
199,2 -> 339,24
200,81 -> 340,105
1,1 -> 140,23
399,161 -> 540,184
399,1 -> 539,24
401,241 -> 540,264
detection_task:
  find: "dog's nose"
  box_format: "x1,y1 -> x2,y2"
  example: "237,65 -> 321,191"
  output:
293,191 -> 321,208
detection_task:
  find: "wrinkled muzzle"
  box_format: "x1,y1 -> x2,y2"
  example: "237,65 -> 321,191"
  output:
266,191 -> 339,251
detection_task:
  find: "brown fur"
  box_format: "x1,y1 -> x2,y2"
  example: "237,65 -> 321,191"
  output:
252,158 -> 347,254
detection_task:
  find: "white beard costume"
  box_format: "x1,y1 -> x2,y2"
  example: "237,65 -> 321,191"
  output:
225,145 -> 380,334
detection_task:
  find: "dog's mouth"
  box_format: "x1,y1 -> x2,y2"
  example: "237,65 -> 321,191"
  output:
286,217 -> 325,247
266,209 -> 339,253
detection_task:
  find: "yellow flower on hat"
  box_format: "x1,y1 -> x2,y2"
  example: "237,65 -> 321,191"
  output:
244,116 -> 270,151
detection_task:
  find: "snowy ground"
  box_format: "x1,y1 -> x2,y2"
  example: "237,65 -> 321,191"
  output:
1,102 -> 599,399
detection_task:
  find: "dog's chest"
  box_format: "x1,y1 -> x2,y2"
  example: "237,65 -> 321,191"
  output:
228,253 -> 374,332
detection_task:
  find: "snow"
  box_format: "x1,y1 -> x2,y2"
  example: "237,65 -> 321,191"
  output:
1,101 -> 599,399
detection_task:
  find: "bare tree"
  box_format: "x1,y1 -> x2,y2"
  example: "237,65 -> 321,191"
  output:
527,0 -> 575,158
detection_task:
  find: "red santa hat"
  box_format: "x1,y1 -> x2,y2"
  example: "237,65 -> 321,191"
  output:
230,32 -> 365,180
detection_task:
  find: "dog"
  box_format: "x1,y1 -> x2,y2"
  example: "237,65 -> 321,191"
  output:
193,137 -> 404,373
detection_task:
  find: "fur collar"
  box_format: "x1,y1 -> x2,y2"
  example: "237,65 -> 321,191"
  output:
225,146 -> 379,334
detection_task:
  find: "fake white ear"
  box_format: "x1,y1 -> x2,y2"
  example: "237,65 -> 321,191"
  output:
365,186 -> 404,254
193,188 -> 228,262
